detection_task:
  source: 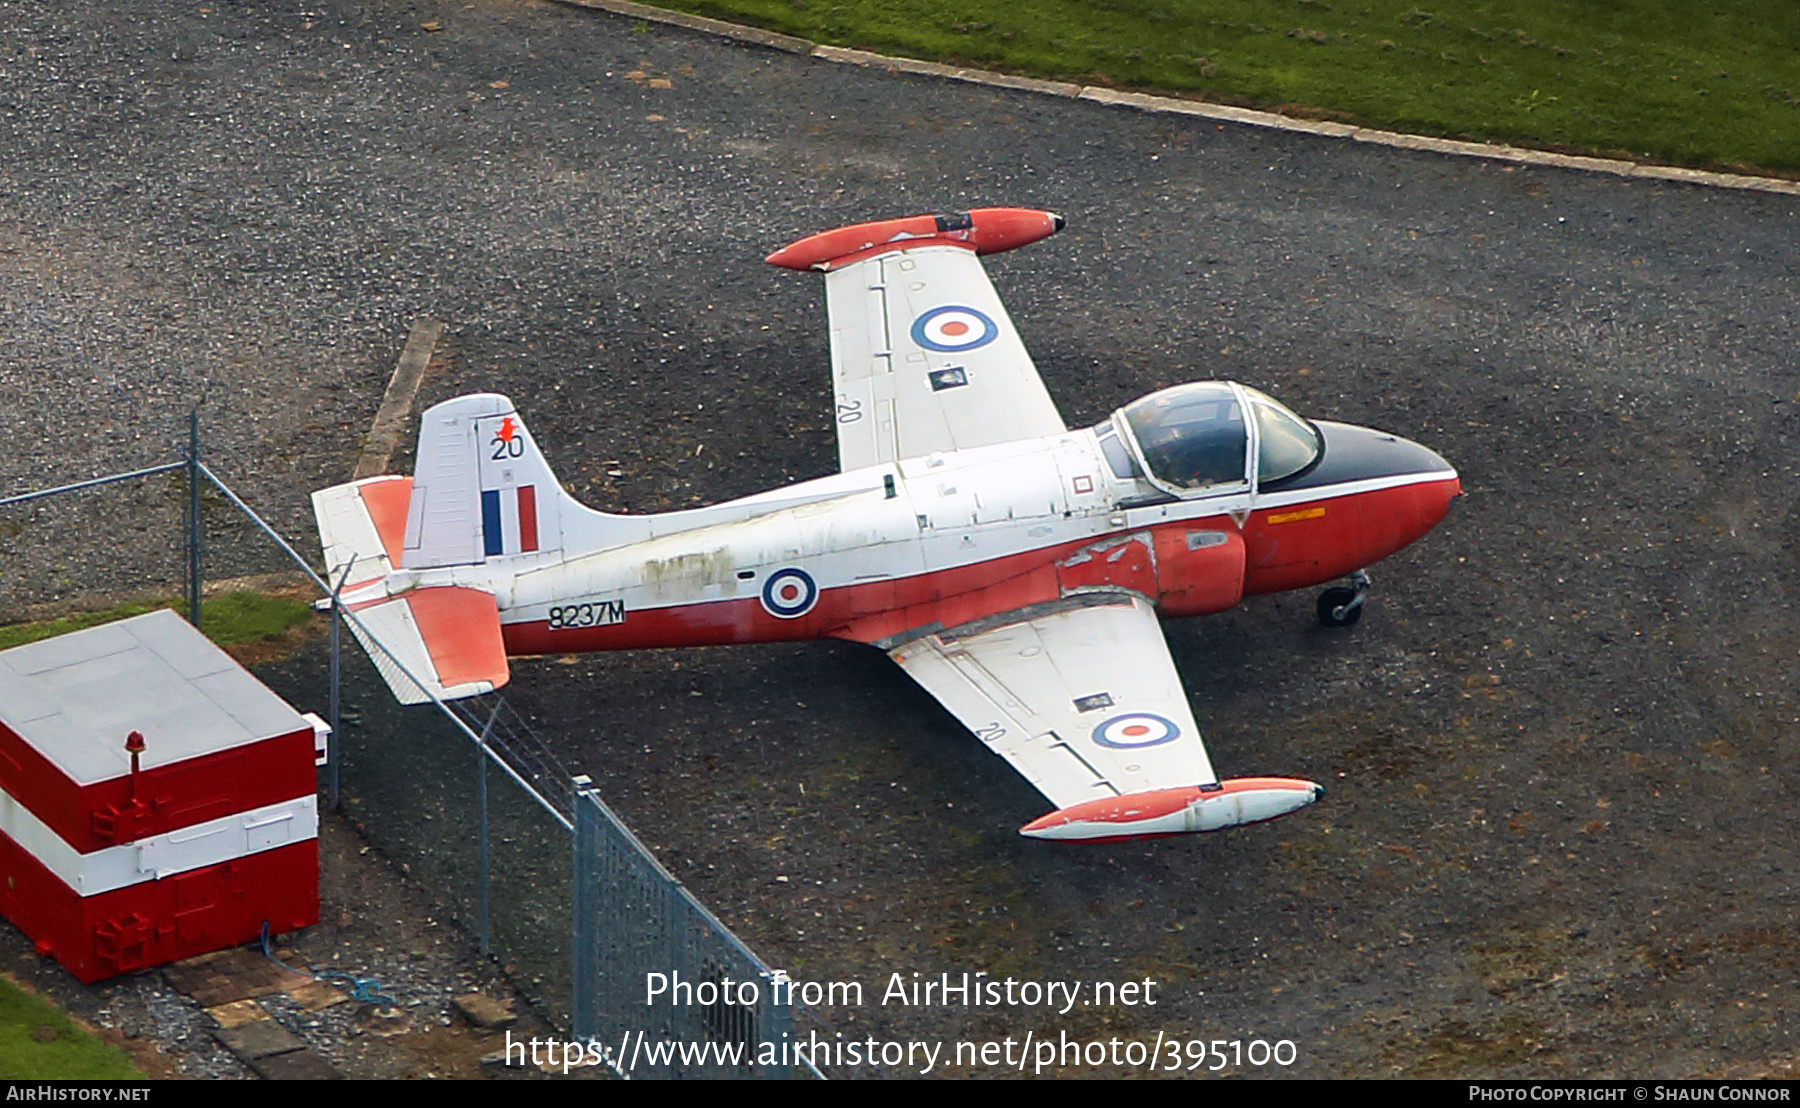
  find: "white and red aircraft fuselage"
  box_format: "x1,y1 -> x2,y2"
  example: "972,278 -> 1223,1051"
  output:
314,209 -> 1459,843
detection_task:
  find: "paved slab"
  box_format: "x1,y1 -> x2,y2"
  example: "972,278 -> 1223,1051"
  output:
214,1018 -> 305,1060
204,999 -> 270,1030
451,991 -> 515,1031
164,949 -> 309,1009
287,980 -> 353,1013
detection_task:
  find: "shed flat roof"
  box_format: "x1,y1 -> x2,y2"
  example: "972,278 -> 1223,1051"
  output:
0,609 -> 308,786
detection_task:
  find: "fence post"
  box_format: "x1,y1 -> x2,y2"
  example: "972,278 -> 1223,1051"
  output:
326,558 -> 357,815
185,409 -> 201,630
328,597 -> 340,812
571,774 -> 599,1042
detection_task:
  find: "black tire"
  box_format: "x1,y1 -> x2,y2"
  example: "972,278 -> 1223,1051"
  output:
1317,587 -> 1363,627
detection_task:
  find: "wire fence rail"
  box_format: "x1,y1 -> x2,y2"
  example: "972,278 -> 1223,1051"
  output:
0,431 -> 821,1079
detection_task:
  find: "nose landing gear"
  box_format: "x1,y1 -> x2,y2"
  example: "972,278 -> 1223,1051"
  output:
1317,569 -> 1370,628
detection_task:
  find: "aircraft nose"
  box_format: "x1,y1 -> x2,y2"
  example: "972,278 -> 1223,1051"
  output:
1302,421 -> 1456,488
1301,421 -> 1460,544
1391,437 -> 1461,551
1414,439 -> 1457,482
1243,421 -> 1458,596
1383,431 -> 1456,481
1405,437 -> 1461,502
1379,432 -> 1460,529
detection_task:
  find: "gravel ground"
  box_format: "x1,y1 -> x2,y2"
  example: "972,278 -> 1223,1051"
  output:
5,0 -> 1800,1080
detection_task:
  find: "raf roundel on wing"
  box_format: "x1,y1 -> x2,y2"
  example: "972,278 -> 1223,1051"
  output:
1092,713 -> 1181,750
911,305 -> 999,352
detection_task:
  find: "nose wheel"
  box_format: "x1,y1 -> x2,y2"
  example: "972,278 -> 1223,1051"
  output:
1317,570 -> 1370,628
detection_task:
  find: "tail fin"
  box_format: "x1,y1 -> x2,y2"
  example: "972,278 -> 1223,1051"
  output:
404,393 -> 570,569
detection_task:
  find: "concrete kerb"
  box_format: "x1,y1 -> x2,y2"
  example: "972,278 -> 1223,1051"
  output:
355,317 -> 443,481
812,44 -> 1084,98
550,0 -> 1800,198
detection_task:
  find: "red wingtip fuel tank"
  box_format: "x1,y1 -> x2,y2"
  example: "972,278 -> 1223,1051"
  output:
1019,778 -> 1325,843
766,208 -> 1064,272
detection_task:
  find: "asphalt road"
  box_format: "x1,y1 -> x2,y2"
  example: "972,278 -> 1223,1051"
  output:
5,0 -> 1800,1079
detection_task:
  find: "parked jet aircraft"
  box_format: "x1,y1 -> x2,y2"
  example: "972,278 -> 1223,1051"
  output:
313,209 -> 1459,842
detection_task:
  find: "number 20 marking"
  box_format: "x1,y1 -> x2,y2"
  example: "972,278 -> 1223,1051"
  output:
836,400 -> 864,424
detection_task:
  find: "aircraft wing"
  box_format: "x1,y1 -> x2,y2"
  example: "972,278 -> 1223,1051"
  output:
823,244 -> 1067,470
887,593 -> 1218,811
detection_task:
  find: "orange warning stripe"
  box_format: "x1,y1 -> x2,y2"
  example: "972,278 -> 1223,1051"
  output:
1265,506 -> 1326,525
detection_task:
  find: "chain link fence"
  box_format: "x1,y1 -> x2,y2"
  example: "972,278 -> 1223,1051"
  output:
1,436 -> 820,1078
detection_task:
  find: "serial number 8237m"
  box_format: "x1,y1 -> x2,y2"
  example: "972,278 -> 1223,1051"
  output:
547,601 -> 627,630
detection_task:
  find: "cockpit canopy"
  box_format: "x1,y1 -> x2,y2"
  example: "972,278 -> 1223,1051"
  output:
1108,382 -> 1322,496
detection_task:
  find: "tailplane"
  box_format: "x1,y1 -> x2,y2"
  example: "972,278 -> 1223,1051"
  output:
342,581 -> 508,706
311,474 -> 510,704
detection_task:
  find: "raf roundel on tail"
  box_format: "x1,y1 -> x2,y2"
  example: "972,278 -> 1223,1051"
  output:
312,207 -> 1461,843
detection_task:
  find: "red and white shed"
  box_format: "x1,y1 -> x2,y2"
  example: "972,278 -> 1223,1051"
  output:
0,608 -> 319,983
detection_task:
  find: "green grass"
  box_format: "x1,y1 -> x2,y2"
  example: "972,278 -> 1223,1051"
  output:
639,0 -> 1800,173
0,977 -> 141,1079
193,591 -> 318,646
0,592 -> 315,652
